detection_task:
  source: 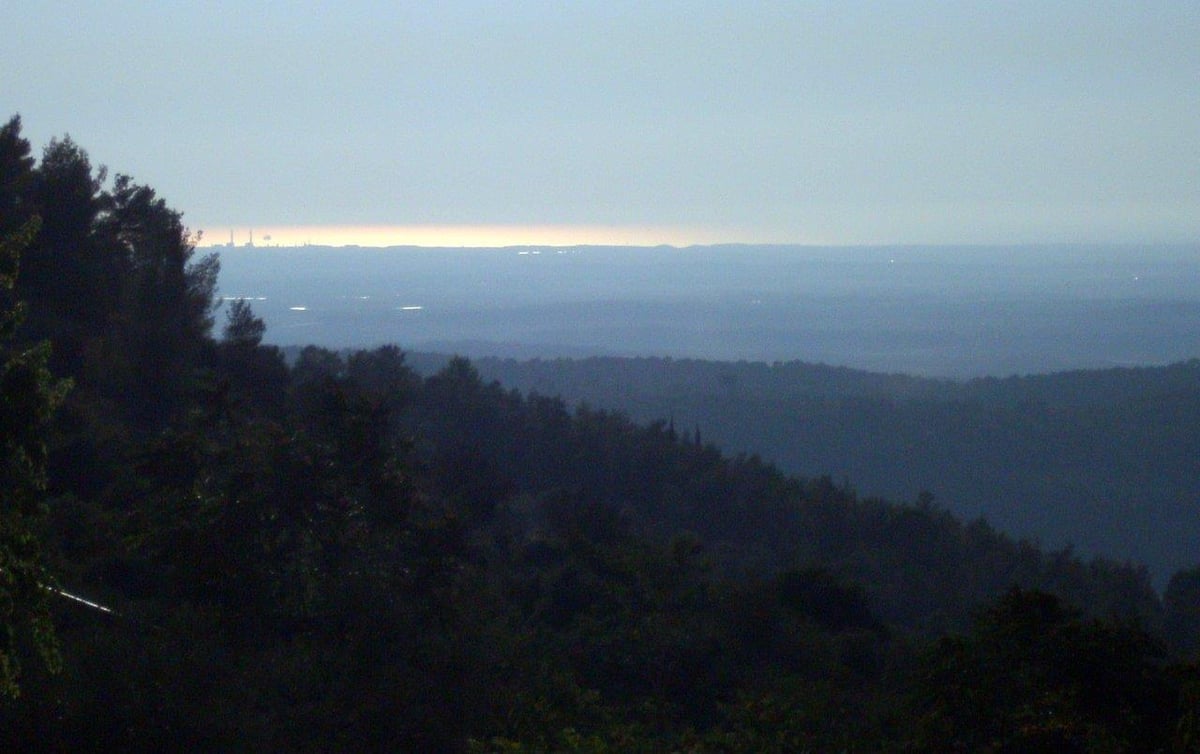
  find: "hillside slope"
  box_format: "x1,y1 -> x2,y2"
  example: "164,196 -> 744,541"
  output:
410,353 -> 1200,584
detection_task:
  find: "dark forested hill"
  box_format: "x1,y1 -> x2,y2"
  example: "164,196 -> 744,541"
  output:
5,117 -> 1200,751
409,353 -> 1200,584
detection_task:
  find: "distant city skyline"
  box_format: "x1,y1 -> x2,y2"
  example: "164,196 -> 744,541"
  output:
7,2 -> 1199,247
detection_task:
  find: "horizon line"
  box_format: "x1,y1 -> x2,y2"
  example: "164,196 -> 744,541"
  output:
196,224 -> 763,249
196,225 -> 1198,250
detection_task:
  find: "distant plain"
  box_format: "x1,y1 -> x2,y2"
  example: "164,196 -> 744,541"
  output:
217,244 -> 1200,378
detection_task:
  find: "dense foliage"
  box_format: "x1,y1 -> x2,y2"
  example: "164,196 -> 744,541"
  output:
2,116 -> 1198,751
442,353 -> 1200,582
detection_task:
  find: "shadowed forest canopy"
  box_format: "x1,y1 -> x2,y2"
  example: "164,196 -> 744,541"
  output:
443,353 -> 1200,585
2,116 -> 1199,751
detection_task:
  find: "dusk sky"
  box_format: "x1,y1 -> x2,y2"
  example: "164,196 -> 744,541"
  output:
6,2 -> 1198,247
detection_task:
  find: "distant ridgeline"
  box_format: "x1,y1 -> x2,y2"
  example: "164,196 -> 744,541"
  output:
408,352 -> 1200,586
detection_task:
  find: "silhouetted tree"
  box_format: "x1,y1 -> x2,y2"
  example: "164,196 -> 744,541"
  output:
103,174 -> 218,423
0,116 -> 35,234
221,298 -> 265,348
17,135 -> 114,375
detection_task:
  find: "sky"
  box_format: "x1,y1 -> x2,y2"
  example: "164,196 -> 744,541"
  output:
5,1 -> 1199,247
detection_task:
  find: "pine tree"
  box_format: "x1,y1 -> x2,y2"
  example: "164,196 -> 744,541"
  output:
0,217 -> 70,696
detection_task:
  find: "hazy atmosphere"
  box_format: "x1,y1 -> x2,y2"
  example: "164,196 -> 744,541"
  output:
9,4 -> 1200,749
7,1 -> 1199,246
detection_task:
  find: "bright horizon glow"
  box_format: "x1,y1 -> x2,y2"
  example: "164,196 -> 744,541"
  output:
8,5 -> 1198,246
197,224 -> 802,249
